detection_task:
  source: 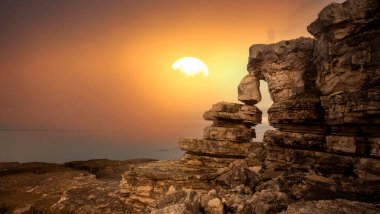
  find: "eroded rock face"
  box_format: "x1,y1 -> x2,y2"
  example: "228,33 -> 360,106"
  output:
151,190 -> 200,214
0,160 -> 154,214
238,73 -> 261,105
252,0 -> 380,188
203,102 -> 262,125
248,37 -> 317,103
308,0 -> 380,96
120,102 -> 263,212
280,199 -> 380,214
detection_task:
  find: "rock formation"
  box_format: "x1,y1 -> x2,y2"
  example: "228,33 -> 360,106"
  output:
120,101 -> 264,212
120,0 -> 380,213
0,159 -> 155,213
1,0 -> 378,213
255,0 -> 380,183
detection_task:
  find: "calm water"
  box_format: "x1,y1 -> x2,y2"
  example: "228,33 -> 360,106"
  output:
0,124 -> 273,163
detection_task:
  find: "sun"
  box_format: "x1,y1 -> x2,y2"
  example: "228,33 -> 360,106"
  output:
172,57 -> 209,77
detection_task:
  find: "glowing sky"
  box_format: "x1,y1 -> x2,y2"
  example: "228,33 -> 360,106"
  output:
0,0 -> 344,162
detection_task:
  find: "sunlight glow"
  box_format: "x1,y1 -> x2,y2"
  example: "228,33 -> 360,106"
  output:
172,57 -> 209,77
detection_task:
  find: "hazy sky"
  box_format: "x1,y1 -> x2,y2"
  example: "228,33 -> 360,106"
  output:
0,0 -> 343,162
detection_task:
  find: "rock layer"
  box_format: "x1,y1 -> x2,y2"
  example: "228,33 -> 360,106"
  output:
120,101 -> 263,212
247,0 -> 380,185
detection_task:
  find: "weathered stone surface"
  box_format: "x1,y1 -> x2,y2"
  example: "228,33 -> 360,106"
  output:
121,160 -> 220,183
178,138 -> 254,158
248,37 -> 317,103
326,135 -> 360,154
64,158 -> 155,179
268,98 -> 323,126
216,167 -> 258,189
203,126 -> 255,142
280,199 -> 380,214
203,102 -> 262,125
321,88 -> 380,126
238,73 -> 261,105
205,198 -> 224,214
236,188 -> 290,214
264,130 -> 325,150
180,153 -> 239,170
354,157 -> 380,181
308,0 -> 380,95
0,160 -> 152,214
368,137 -> 380,157
265,145 -> 357,176
151,190 -> 199,214
251,0 -> 380,188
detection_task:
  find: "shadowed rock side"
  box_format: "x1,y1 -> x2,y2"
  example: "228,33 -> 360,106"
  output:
120,0 -> 380,213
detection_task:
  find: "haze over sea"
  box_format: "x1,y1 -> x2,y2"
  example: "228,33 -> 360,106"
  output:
0,124 -> 273,163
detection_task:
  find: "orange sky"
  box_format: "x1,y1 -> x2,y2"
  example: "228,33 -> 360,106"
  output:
0,0 -> 344,161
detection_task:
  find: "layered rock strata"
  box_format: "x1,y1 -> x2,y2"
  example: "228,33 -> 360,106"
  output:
120,102 -> 263,212
249,0 -> 380,193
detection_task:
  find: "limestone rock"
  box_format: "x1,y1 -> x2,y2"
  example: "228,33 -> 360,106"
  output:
205,198 -> 224,214
178,138 -> 254,158
151,190 -> 200,214
236,189 -> 290,214
264,130 -> 325,150
216,167 -> 258,189
248,37 -> 317,103
238,73 -> 261,105
267,98 -> 324,126
203,126 -> 255,142
203,102 -> 262,125
354,158 -> 380,181
326,135 -> 361,154
308,0 -> 380,95
321,88 -> 380,125
265,145 -> 357,176
245,0 -> 380,189
0,161 -> 149,214
280,199 -> 380,214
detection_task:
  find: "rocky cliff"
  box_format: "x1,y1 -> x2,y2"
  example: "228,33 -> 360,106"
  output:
120,0 -> 380,213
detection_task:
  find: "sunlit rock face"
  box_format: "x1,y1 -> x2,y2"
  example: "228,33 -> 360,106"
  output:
120,101 -> 264,212
238,73 -> 261,105
248,37 -> 318,103
249,0 -> 380,194
308,0 -> 380,96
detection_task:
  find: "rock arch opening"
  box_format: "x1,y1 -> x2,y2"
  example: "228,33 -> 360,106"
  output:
254,80 -> 275,141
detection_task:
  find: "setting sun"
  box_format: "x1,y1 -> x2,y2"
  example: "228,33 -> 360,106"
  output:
172,57 -> 209,77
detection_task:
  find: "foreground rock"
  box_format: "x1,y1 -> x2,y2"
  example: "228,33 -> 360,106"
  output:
280,199 -> 380,214
120,101 -> 263,212
0,159 -> 155,213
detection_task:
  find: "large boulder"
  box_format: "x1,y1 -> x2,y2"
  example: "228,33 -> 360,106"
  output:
238,73 -> 261,105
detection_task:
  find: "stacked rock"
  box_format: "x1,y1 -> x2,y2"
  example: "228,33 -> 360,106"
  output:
120,79 -> 263,213
178,102 -> 261,157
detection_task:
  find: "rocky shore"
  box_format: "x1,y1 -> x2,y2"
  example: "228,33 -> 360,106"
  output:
1,0 -> 379,213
